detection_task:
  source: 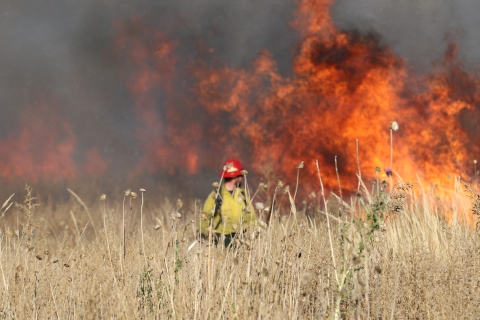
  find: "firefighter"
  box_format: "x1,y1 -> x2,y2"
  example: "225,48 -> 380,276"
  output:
200,159 -> 258,247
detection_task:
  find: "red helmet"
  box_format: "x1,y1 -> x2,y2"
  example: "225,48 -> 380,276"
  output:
219,159 -> 244,178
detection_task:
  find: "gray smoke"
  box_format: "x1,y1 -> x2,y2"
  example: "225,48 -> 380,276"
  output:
0,0 -> 296,174
331,0 -> 480,70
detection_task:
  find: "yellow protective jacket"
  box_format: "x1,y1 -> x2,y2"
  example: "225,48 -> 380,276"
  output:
200,185 -> 257,236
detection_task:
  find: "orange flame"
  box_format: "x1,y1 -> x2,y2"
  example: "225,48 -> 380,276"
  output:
0,105 -> 108,182
110,0 -> 480,219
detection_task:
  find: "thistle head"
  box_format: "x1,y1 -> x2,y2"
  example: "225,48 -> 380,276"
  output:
385,168 -> 393,177
390,121 -> 399,131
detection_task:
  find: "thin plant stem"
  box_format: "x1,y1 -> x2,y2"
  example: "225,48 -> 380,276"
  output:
293,168 -> 300,201
390,128 -> 393,169
122,194 -> 126,260
314,161 -> 338,282
356,139 -> 361,192
390,128 -> 393,193
334,156 -> 343,219
67,188 -> 98,238
140,191 -> 147,266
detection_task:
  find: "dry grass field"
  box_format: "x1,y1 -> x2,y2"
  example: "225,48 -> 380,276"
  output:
0,175 -> 479,319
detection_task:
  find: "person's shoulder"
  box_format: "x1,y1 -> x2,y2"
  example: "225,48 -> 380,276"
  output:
204,190 -> 216,202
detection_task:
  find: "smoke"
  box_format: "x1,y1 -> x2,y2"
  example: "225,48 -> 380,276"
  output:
0,0 -> 297,184
331,0 -> 480,71
1,0 -> 479,196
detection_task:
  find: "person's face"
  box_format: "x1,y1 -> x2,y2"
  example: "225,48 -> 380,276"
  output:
234,176 -> 243,187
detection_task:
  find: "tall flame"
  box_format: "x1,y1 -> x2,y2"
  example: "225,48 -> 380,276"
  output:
2,0 -> 479,202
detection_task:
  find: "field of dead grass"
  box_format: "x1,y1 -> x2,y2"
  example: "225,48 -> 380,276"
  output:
0,177 -> 479,319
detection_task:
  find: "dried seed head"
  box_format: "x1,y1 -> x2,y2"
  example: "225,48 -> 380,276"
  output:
175,212 -> 181,218
53,259 -> 58,263
390,121 -> 399,131
148,253 -> 154,260
223,162 -> 233,171
67,277 -> 72,282
125,189 -> 131,196
130,192 -> 137,199
241,170 -> 248,175
154,225 -> 161,230
276,180 -> 284,190
212,182 -> 220,189
100,194 -> 107,201
44,250 -> 49,256
140,188 -> 146,193
176,199 -> 183,209
255,202 -> 264,210
258,183 -> 268,191
282,185 -> 290,194
64,263 -> 70,268
375,167 -> 381,173
297,161 -> 305,169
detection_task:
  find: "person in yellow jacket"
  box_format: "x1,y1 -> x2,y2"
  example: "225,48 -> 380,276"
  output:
200,159 -> 258,247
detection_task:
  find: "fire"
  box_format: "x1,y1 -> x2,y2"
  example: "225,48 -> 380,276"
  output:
192,0 -> 480,195
104,0 -> 480,203
3,0 -> 478,211
0,105 -> 108,182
